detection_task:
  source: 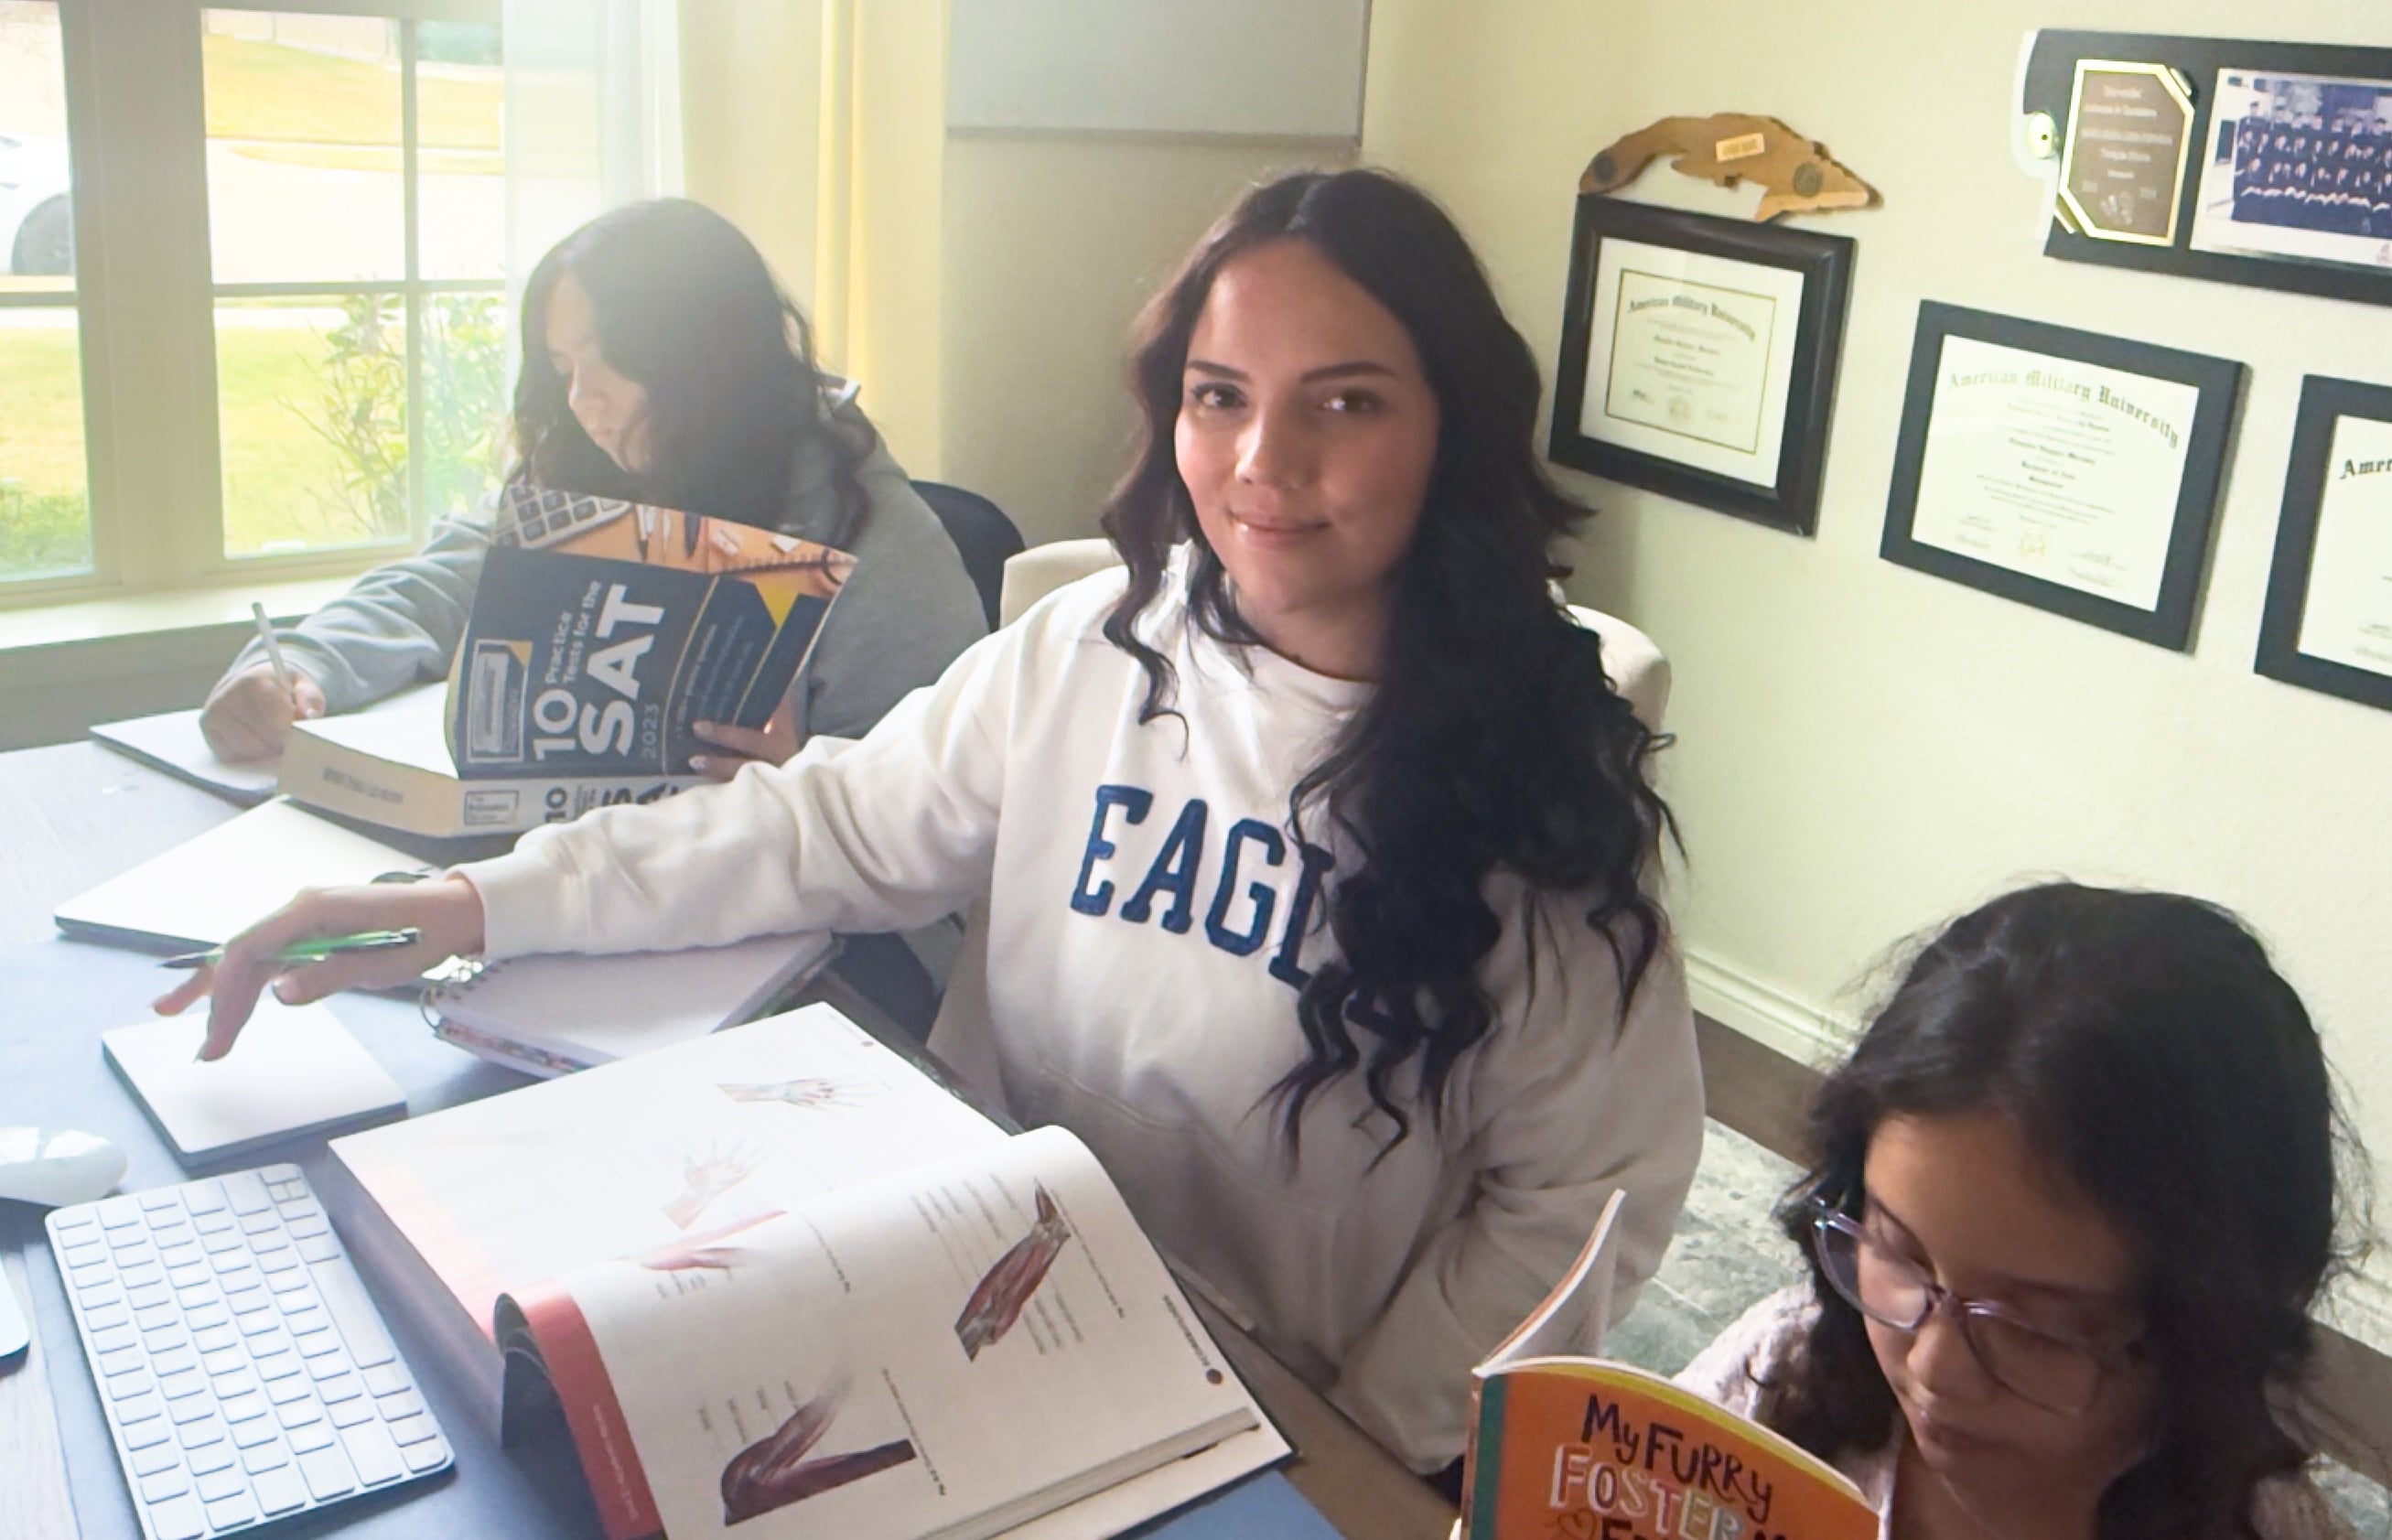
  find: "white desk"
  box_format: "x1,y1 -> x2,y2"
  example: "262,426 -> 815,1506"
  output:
0,741 -> 1458,1540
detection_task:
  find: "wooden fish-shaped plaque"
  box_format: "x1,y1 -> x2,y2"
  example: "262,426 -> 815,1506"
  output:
1579,113 -> 1874,220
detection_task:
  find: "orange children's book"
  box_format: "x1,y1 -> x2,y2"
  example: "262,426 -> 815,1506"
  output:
1460,1192 -> 1877,1540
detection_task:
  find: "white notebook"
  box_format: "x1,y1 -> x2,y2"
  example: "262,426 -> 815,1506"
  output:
90,706 -> 279,805
102,1000 -> 408,1165
91,688 -> 437,808
52,797 -> 438,953
427,931 -> 840,1077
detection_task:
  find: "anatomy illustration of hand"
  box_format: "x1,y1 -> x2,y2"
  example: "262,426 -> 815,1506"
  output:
638,1211 -> 783,1273
719,1077 -> 858,1111
662,1139 -> 766,1230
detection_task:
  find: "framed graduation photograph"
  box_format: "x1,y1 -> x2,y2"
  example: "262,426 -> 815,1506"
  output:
2256,375 -> 2392,712
1880,302 -> 2242,651
2023,30 -> 2392,307
2189,67 -> 2392,275
1549,197 -> 1853,535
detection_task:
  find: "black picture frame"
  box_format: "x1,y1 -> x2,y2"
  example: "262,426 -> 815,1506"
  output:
1549,197 -> 1852,535
2255,375 -> 2392,712
1880,302 -> 2243,651
2025,30 -> 2392,307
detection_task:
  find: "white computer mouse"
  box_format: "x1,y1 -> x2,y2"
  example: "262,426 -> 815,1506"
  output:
0,1126 -> 128,1208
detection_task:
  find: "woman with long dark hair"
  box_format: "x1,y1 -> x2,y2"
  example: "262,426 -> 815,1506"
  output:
164,169 -> 1704,1470
1677,883 -> 2366,1540
199,199 -> 985,770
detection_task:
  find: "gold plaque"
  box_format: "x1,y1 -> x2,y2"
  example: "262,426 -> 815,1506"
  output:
2057,60 -> 2195,245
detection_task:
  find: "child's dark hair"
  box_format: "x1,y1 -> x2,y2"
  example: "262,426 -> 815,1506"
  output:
1771,882 -> 2363,1540
509,199 -> 870,546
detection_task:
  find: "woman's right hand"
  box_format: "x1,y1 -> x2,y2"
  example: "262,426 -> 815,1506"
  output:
154,875 -> 488,1061
689,703 -> 799,781
199,662 -> 328,762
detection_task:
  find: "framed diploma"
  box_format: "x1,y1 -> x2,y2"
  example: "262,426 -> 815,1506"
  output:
2256,376 -> 2392,712
1550,197 -> 1853,535
1880,303 -> 2242,650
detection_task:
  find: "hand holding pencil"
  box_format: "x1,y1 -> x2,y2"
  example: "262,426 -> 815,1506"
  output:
197,604 -> 327,762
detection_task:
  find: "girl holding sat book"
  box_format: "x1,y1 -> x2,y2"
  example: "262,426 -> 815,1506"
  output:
199,199 -> 986,776
161,168 -> 1705,1472
1676,882 -> 2367,1540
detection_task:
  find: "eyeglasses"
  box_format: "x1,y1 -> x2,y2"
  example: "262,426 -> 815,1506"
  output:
1808,1201 -> 2142,1416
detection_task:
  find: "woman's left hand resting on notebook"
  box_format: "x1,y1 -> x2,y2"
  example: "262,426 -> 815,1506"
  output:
152,875 -> 488,1061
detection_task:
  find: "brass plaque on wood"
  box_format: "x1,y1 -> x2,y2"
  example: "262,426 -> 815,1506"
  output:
2057,59 -> 2195,244
1579,113 -> 1875,221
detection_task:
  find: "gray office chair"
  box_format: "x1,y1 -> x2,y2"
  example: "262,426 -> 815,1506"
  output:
911,479 -> 1024,629
829,482 -> 1024,1035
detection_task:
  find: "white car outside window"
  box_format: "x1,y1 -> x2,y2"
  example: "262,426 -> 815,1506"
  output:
0,132 -> 73,275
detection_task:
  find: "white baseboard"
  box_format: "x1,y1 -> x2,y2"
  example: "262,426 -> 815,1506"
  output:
1683,946 -> 1854,1070
2331,1268 -> 2392,1359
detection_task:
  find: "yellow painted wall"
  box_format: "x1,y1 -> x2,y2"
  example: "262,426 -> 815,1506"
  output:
1363,0 -> 2392,1337
678,0 -> 947,472
682,5 -> 1352,540
835,0 -> 948,474
677,0 -> 824,310
938,134 -> 1352,544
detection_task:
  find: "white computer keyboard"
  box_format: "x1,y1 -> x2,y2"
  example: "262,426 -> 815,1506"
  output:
45,1164 -> 451,1539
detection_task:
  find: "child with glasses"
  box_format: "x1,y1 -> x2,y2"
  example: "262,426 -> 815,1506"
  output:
1675,883 -> 2366,1540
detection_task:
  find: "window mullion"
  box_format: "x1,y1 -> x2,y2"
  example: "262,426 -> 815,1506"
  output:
401,18 -> 425,545
53,0 -> 114,591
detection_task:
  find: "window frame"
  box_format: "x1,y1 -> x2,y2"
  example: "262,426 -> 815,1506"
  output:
0,0 -> 504,613
0,0 -> 116,604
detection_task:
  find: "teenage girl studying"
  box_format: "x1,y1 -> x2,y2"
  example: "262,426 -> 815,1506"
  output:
199,198 -> 986,776
1677,882 -> 2368,1540
158,168 -> 1707,1471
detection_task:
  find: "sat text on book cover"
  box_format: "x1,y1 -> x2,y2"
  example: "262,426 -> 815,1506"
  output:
452,487 -> 855,781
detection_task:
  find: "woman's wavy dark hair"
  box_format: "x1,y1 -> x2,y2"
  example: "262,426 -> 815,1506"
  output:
508,199 -> 870,545
1098,167 -> 1675,1155
1769,882 -> 2367,1540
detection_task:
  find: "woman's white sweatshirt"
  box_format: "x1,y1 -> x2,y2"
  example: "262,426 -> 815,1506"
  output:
458,564 -> 1705,1471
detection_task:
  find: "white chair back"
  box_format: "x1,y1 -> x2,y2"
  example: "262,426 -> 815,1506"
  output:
997,537 -> 1672,731
997,537 -> 1125,628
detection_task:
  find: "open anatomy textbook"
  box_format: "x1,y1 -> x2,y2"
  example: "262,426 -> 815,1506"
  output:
1460,1194 -> 1875,1540
320,1006 -> 1285,1539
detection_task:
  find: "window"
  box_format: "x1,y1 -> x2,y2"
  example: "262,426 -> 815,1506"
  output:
0,1 -> 505,607
0,0 -> 91,584
201,11 -> 505,558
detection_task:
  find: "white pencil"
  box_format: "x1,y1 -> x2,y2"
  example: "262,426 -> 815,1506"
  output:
249,601 -> 296,698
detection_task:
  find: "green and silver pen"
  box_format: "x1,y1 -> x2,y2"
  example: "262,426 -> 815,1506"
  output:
159,929 -> 422,971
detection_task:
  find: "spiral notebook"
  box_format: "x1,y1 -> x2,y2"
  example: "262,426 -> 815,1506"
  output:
426,931 -> 839,1077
